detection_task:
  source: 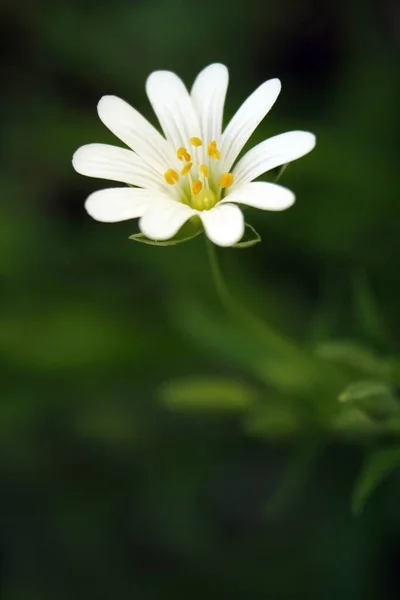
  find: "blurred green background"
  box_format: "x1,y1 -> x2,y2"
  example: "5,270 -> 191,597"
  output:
1,0 -> 400,597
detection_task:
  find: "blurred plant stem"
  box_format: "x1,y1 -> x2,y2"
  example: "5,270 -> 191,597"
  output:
265,438 -> 324,518
206,238 -> 300,356
205,239 -> 348,400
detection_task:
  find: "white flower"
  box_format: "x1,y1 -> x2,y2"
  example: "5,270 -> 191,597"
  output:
72,64 -> 316,247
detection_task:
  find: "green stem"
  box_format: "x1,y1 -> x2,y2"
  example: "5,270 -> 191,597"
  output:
265,439 -> 323,518
205,238 -> 297,355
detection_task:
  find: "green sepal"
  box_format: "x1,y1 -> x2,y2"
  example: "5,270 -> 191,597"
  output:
232,223 -> 261,248
129,217 -> 201,246
270,163 -> 288,182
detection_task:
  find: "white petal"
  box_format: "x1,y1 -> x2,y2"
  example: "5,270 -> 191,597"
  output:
200,204 -> 245,247
191,63 -> 229,143
72,143 -> 165,191
85,187 -> 163,223
232,131 -> 316,188
220,78 -> 281,172
139,199 -> 196,241
146,71 -> 201,150
97,96 -> 175,173
221,182 -> 295,211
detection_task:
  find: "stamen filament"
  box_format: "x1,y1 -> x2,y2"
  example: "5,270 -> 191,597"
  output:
199,163 -> 211,197
199,164 -> 209,178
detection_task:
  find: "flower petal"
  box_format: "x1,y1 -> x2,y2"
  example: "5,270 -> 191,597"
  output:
85,187 -> 164,223
200,204 -> 245,247
139,199 -> 196,241
191,63 -> 229,143
220,78 -> 281,172
97,95 -> 175,173
221,181 -> 295,211
146,71 -> 201,151
72,143 -> 166,190
232,131 -> 316,188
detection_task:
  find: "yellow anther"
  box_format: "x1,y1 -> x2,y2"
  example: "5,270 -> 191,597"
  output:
190,136 -> 203,147
220,172 -> 234,188
181,162 -> 193,176
177,147 -> 191,162
208,140 -> 221,160
199,164 -> 209,178
192,180 -> 203,196
164,168 -> 179,185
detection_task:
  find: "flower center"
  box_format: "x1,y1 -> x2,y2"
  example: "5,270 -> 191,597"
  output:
163,137 -> 234,211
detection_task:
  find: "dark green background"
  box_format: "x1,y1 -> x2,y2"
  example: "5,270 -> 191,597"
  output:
1,0 -> 400,598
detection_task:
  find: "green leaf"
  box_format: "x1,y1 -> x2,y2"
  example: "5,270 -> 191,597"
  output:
172,299 -> 269,383
352,271 -> 387,343
159,376 -> 257,413
129,217 -> 201,246
388,357 -> 400,386
232,223 -> 261,248
352,446 -> 400,515
331,408 -> 381,439
385,416 -> 400,435
339,380 -> 398,420
339,381 -> 390,403
315,340 -> 392,378
244,403 -> 299,439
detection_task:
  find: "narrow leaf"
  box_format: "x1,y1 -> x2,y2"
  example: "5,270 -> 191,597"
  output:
339,380 -> 398,420
339,381 -> 390,403
331,408 -> 381,438
160,376 -> 256,413
352,446 -> 400,515
352,271 -> 387,343
315,340 -> 391,378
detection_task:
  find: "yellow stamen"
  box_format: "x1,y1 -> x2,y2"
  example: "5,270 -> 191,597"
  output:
181,162 -> 193,176
199,164 -> 209,178
208,140 -> 221,160
164,168 -> 179,185
177,147 -> 191,162
192,180 -> 203,196
220,172 -> 234,188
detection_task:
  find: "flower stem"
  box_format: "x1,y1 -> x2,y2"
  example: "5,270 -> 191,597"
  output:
205,239 -> 297,355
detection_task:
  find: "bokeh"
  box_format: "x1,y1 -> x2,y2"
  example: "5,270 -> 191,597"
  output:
1,0 -> 400,597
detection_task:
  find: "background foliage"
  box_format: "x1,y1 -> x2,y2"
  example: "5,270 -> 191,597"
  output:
1,0 -> 399,597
